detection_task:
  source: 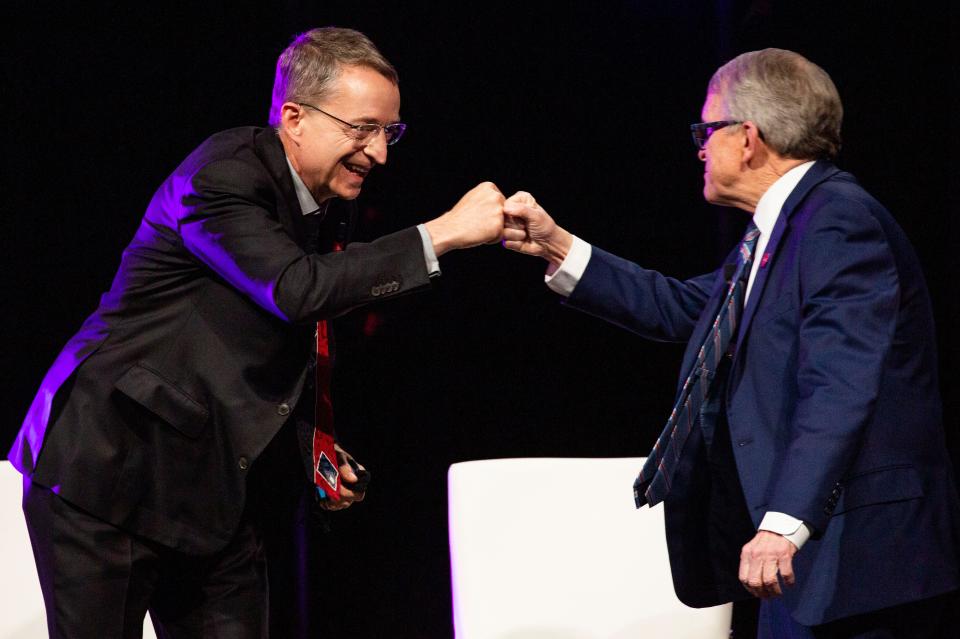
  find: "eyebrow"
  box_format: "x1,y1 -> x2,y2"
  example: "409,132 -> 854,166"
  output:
352,114 -> 403,125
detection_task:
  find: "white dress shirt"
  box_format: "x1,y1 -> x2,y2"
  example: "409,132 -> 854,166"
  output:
546,161 -> 816,549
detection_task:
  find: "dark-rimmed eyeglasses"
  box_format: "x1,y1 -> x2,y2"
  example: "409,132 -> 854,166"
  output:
690,120 -> 742,149
299,102 -> 407,146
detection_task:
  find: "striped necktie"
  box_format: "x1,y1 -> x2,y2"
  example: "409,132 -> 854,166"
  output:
633,222 -> 761,507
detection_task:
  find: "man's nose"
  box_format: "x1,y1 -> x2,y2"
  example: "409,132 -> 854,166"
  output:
364,130 -> 389,164
698,148 -> 707,162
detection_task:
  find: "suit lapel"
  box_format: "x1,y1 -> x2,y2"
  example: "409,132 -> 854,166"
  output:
254,128 -> 310,248
733,160 -> 842,348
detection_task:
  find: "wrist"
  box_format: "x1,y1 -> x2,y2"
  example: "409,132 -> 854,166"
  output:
423,217 -> 454,257
544,228 -> 573,267
759,511 -> 811,550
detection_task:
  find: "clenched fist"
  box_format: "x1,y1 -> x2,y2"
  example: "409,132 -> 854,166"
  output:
502,191 -> 573,266
424,182 -> 505,256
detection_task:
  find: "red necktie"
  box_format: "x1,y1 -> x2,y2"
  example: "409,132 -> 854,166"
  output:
312,240 -> 343,500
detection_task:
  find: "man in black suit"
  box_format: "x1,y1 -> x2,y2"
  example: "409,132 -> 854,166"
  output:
10,27 -> 504,638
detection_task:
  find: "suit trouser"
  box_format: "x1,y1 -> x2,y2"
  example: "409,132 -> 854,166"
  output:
702,357 -> 760,595
23,407 -> 323,639
23,479 -> 269,639
759,590 -> 958,639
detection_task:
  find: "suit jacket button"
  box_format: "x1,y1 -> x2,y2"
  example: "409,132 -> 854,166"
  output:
277,403 -> 291,416
371,285 -> 382,297
238,456 -> 249,471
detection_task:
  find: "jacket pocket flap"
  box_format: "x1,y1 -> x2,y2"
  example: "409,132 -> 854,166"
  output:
115,363 -> 208,439
834,465 -> 922,515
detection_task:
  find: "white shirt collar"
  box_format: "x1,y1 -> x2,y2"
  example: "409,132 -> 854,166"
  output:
752,160 -> 816,236
284,156 -> 324,216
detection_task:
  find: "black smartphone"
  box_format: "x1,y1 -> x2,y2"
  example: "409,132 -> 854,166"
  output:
346,456 -> 371,492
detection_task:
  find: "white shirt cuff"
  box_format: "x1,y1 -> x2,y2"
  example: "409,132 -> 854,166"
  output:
416,224 -> 441,277
759,511 -> 811,550
545,235 -> 591,297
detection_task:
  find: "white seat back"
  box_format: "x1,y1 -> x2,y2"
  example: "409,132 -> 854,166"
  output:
448,457 -> 731,639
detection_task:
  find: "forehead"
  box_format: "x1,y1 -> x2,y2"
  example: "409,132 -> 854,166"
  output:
325,64 -> 401,120
701,91 -> 724,121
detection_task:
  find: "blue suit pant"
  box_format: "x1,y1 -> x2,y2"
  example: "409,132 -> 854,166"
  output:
759,590 -> 958,639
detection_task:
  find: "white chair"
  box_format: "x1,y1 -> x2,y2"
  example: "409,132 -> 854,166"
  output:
0,461 -> 157,639
448,457 -> 731,639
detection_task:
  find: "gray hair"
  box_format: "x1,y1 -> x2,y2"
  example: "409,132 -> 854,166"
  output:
708,48 -> 842,160
268,27 -> 398,127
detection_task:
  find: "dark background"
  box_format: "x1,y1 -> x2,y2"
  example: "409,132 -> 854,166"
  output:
3,1 -> 958,636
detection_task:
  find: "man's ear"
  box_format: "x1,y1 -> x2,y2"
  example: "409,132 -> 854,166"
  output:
741,120 -> 764,164
279,102 -> 305,137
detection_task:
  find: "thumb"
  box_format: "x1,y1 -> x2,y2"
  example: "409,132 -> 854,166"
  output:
335,445 -> 358,482
506,190 -> 536,205
503,201 -> 534,217
504,214 -> 525,229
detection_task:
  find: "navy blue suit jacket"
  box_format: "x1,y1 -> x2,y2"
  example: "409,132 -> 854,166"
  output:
566,161 -> 960,625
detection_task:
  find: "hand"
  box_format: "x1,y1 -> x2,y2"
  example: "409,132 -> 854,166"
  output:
423,182 -> 505,256
501,191 -> 573,266
317,443 -> 368,511
739,531 -> 798,598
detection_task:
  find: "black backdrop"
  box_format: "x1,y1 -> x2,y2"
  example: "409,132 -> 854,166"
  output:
3,1 -> 958,636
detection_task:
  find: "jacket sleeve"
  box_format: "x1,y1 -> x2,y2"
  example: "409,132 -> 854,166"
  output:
565,245 -> 718,343
176,157 -> 431,323
767,199 -> 899,533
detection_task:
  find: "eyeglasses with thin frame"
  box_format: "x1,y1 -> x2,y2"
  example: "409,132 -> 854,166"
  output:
690,120 -> 742,149
299,102 -> 407,146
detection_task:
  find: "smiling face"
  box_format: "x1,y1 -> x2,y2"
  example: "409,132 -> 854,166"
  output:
280,64 -> 401,202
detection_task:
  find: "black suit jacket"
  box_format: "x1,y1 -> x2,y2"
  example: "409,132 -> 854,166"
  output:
9,127 -> 432,553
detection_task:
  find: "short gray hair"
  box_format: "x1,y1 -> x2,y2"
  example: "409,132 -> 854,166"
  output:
268,27 -> 398,127
708,48 -> 842,160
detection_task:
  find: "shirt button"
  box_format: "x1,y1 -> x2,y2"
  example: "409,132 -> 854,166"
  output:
238,456 -> 249,471
277,403 -> 291,416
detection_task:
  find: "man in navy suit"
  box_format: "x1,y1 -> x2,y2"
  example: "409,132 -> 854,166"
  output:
502,48 -> 960,637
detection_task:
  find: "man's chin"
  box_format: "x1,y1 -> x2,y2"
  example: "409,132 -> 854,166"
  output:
703,185 -> 718,204
703,185 -> 730,207
334,186 -> 363,201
